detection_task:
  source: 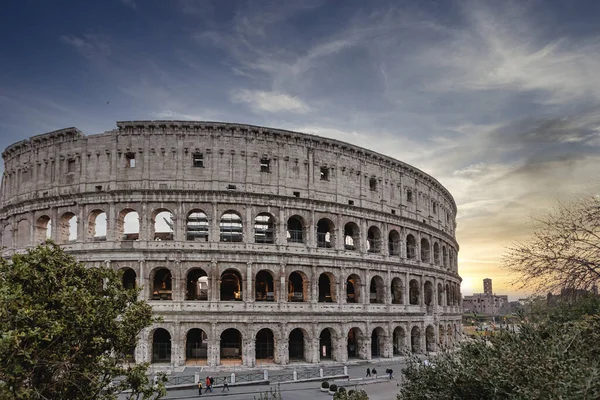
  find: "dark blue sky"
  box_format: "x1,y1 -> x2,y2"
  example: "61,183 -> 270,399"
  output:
1,0 -> 600,296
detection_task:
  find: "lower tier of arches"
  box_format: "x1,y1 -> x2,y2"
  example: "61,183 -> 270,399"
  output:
133,319 -> 462,367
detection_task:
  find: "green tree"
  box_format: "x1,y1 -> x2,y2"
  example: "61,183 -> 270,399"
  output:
334,388 -> 370,400
0,242 -> 165,399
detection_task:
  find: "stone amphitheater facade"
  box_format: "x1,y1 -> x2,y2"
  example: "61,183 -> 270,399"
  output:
0,121 -> 462,368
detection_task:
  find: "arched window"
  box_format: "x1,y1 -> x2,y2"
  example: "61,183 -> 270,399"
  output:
316,218 -> 335,248
152,329 -> 171,363
391,277 -> 403,304
367,226 -> 381,253
446,284 -> 450,306
286,216 -> 304,243
344,222 -> 360,251
220,211 -> 243,242
88,210 -> 107,241
186,210 -> 209,241
424,281 -> 433,306
433,242 -> 440,265
449,249 -> 455,270
186,328 -> 208,363
406,234 -> 416,259
186,269 -> 208,300
220,269 -> 243,301
409,279 -> 420,305
347,327 -> 363,359
288,271 -> 307,302
255,270 -> 275,301
153,210 -> 174,241
388,230 -> 400,255
318,273 -> 335,302
346,274 -> 361,303
420,238 -> 430,262
411,326 -> 421,353
289,328 -> 306,361
59,212 -> 77,244
16,219 -> 30,248
437,283 -> 443,306
442,245 -> 448,267
152,268 -> 172,300
119,209 -> 140,241
393,327 -> 405,355
319,328 -> 333,360
371,327 -> 384,357
121,268 -> 136,289
426,325 -> 435,352
369,275 -> 384,304
35,215 -> 52,244
255,328 -> 275,362
254,213 -> 275,244
220,329 -> 242,364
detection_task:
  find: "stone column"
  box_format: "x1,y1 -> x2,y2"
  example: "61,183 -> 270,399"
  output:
172,260 -> 181,301
211,201 -> 219,243
404,272 -> 410,305
138,259 -> 146,301
173,323 -> 184,366
246,262 -> 253,303
279,263 -> 287,304
210,323 -> 218,367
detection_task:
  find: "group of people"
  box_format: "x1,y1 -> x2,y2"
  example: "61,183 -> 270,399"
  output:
366,367 -> 394,379
197,376 -> 229,395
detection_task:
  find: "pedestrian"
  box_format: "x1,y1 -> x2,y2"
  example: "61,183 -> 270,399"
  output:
205,376 -> 212,393
210,376 -> 215,388
197,380 -> 203,395
222,377 -> 230,392
388,368 -> 394,379
366,367 -> 371,377
372,368 -> 377,377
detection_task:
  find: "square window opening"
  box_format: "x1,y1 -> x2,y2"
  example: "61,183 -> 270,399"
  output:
370,177 -> 377,191
293,191 -> 300,198
125,152 -> 136,168
193,153 -> 204,167
227,184 -> 237,190
391,209 -> 396,215
320,167 -> 329,181
95,185 -> 103,192
260,158 -> 271,173
348,200 -> 354,206
67,159 -> 76,173
407,189 -> 413,203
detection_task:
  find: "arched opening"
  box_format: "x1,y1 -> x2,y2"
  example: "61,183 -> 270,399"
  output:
442,246 -> 448,267
433,242 -> 440,265
437,283 -> 443,306
367,226 -> 381,253
121,268 -> 136,289
154,210 -> 174,241
186,210 -> 209,241
406,234 -> 416,259
288,271 -> 307,302
424,281 -> 433,306
254,213 -> 275,244
186,328 -> 208,365
447,324 -> 453,345
119,209 -> 139,241
318,273 -> 335,302
152,329 -> 171,363
220,211 -> 243,242
426,325 -> 435,352
35,215 -> 52,243
220,328 -> 242,365
88,210 -> 107,241
369,275 -> 384,304
59,212 -> 77,244
344,222 -> 360,250
316,218 -> 335,248
439,325 -> 446,347
388,230 -> 400,255
393,327 -> 405,355
16,219 -> 30,248
446,284 -> 450,306
347,328 -> 364,359
409,279 -> 420,305
410,326 -> 421,353
286,216 -> 304,243
421,238 -> 430,262
220,269 -> 243,301
255,270 -> 275,302
449,249 -> 455,270
186,268 -> 208,300
152,268 -> 172,300
346,274 -> 361,303
255,328 -> 275,364
319,328 -> 333,360
288,328 -> 305,362
371,327 -> 385,358
2,225 -> 11,248
391,277 -> 403,304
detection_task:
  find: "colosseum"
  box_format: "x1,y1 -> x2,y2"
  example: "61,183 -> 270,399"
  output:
0,121 -> 462,368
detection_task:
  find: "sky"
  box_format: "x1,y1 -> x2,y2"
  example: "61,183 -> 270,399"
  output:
1,0 -> 599,300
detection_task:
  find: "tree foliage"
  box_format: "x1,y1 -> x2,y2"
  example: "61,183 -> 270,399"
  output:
334,388 -> 370,400
398,297 -> 600,399
0,242 -> 164,399
503,195 -> 600,293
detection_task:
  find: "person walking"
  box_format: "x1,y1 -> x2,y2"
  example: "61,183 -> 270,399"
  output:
210,376 -> 215,389
197,380 -> 203,395
366,367 -> 371,377
204,376 -> 212,393
222,377 -> 230,392
372,368 -> 377,377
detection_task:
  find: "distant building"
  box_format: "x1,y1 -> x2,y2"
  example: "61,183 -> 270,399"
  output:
547,286 -> 598,306
463,278 -> 510,315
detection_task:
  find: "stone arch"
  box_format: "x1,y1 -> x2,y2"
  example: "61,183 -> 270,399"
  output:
34,215 -> 51,244
367,225 -> 382,253
186,268 -> 208,300
347,327 -> 366,359
424,281 -> 433,306
255,269 -> 275,302
426,325 -> 435,352
220,269 -> 243,301
186,209 -> 209,241
288,270 -> 308,302
319,327 -> 336,361
437,283 -> 443,306
318,272 -> 336,302
220,210 -> 243,242
447,324 -> 453,345
371,326 -> 386,358
151,328 -> 172,364
388,229 -> 400,255
118,208 -> 140,240
433,242 -> 440,265
120,267 -> 136,289
288,328 -> 308,362
391,277 -> 404,304
220,328 -> 243,365
393,326 -> 406,355
316,218 -> 335,248
442,245 -> 448,267
406,234 -> 416,259
449,249 -> 455,270
88,209 -> 107,241
439,325 -> 446,347
1,224 -> 11,248
286,215 -> 305,243
369,275 -> 385,304
343,221 -> 360,250
16,218 -> 30,248
185,328 -> 208,365
420,238 -> 430,262
410,326 -> 421,353
254,212 -> 275,244
255,328 -> 276,364
346,274 -> 362,303
151,267 -> 173,300
446,283 -> 451,306
409,279 -> 420,305
58,212 -> 77,244
153,208 -> 174,241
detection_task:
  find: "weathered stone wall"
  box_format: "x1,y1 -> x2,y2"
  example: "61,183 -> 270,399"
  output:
0,121 -> 462,368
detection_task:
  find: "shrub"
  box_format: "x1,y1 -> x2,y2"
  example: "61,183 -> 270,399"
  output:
329,384 -> 338,392
321,381 -> 330,389
338,386 -> 346,393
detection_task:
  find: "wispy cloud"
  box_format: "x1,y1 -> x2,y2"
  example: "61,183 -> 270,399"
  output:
60,34 -> 111,60
230,90 -> 310,114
